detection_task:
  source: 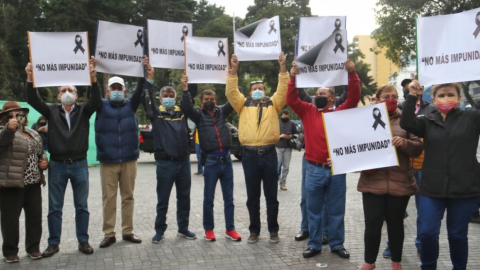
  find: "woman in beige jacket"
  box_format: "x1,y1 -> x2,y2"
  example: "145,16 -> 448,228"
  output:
0,101 -> 48,263
357,85 -> 423,270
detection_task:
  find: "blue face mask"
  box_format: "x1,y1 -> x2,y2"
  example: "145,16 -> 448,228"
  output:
162,97 -> 175,110
251,89 -> 265,101
110,91 -> 124,102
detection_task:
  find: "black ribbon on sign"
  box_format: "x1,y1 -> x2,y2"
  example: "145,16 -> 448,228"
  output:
333,33 -> 345,53
333,18 -> 341,33
217,41 -> 226,57
181,26 -> 188,42
473,12 -> 480,39
73,35 -> 85,54
372,108 -> 386,131
134,29 -> 144,47
268,20 -> 277,35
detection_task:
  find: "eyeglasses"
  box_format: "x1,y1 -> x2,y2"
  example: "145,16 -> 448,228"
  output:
250,81 -> 264,86
380,95 -> 398,100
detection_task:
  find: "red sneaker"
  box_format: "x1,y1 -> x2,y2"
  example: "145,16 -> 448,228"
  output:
204,230 -> 216,241
225,230 -> 242,241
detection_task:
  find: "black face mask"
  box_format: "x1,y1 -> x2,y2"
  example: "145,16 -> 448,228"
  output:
203,101 -> 215,111
281,117 -> 289,123
314,96 -> 328,109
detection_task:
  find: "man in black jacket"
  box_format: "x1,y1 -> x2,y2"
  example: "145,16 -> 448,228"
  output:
142,64 -> 196,244
25,60 -> 101,257
275,110 -> 298,191
181,74 -> 242,242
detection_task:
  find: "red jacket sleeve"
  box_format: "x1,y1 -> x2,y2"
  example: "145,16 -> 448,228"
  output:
286,76 -> 308,119
336,70 -> 361,111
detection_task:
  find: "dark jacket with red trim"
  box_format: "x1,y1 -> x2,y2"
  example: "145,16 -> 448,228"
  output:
286,71 -> 361,164
181,91 -> 234,154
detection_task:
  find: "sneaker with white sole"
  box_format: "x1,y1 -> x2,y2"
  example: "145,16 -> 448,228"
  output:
204,230 -> 216,241
27,251 -> 42,260
4,255 -> 19,263
151,233 -> 165,244
177,230 -> 197,240
225,230 -> 242,241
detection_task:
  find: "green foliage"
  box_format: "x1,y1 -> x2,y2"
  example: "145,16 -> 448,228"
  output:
347,44 -> 377,104
373,0 -> 480,67
0,0 -> 377,126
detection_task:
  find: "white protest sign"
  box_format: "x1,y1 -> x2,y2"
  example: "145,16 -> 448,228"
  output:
234,15 -> 282,61
323,103 -> 398,175
296,16 -> 348,88
95,20 -> 145,77
417,7 -> 480,86
147,20 -> 192,69
28,32 -> 91,88
185,36 -> 229,84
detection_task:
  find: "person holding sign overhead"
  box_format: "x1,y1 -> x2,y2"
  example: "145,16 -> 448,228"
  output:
226,52 -> 289,244
90,56 -> 151,248
401,80 -> 480,270
25,60 -> 101,257
181,74 -> 242,242
356,84 -> 423,270
286,60 -> 360,259
141,60 -> 197,244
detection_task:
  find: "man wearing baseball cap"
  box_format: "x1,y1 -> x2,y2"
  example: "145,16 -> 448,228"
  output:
92,56 -> 152,248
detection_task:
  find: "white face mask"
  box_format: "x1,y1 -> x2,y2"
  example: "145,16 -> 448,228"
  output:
61,91 -> 76,105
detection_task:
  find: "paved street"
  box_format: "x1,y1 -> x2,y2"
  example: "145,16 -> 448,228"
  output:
1,150 -> 480,270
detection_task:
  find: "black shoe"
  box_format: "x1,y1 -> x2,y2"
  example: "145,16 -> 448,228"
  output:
332,247 -> 350,259
303,247 -> 321,258
42,245 -> 59,258
78,242 -> 94,255
294,231 -> 309,241
322,234 -> 329,245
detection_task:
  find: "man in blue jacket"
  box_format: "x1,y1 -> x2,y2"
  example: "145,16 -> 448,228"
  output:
93,56 -> 152,248
180,74 -> 242,242
142,62 -> 196,243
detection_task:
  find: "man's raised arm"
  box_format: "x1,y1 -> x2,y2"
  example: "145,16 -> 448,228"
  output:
25,63 -> 51,118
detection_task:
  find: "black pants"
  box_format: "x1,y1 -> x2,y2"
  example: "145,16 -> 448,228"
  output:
0,184 -> 42,257
241,149 -> 279,234
362,192 -> 410,263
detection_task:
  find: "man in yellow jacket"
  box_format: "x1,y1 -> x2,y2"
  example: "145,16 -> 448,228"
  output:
226,52 -> 289,244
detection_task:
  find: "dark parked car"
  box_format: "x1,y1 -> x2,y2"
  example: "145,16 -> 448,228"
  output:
139,119 -> 243,160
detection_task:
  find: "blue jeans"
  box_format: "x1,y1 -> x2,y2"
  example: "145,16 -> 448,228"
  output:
300,154 -> 328,234
203,157 -> 235,231
300,154 -> 308,232
242,148 -> 279,234
195,143 -> 203,173
419,195 -> 479,270
305,163 -> 347,250
305,163 -> 346,251
154,158 -> 191,234
321,198 -> 329,236
413,169 -> 422,251
47,159 -> 89,245
472,164 -> 480,218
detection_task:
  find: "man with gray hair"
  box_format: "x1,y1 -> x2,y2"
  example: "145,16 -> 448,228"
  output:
25,58 -> 101,257
142,61 -> 197,243
92,56 -> 152,248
